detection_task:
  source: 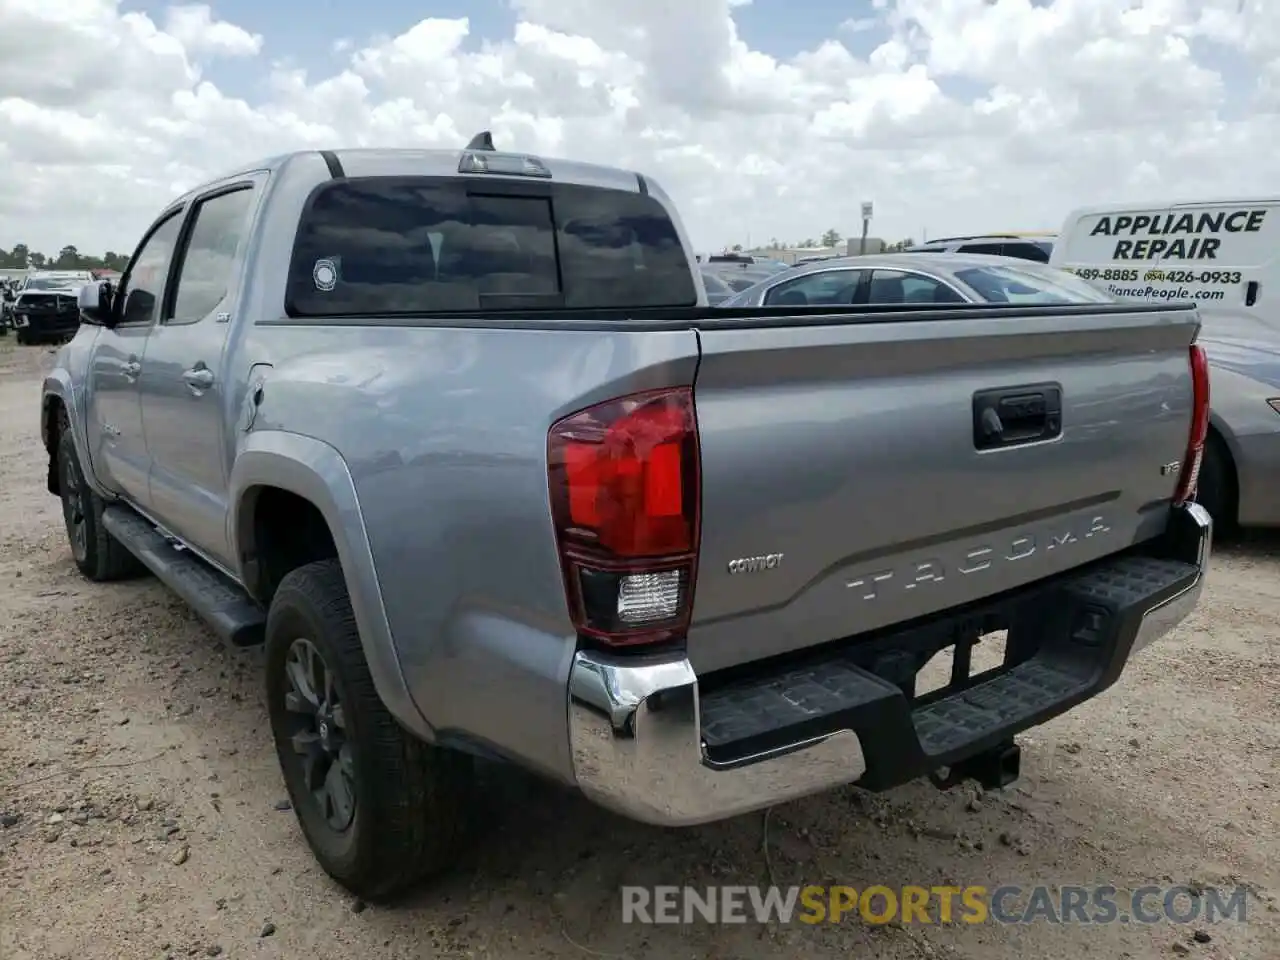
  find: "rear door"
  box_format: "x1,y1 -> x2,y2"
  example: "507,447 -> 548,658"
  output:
84,210 -> 185,504
139,178 -> 262,567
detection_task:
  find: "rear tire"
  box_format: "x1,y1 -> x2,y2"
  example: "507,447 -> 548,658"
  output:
265,559 -> 474,901
56,430 -> 147,581
1195,434 -> 1235,533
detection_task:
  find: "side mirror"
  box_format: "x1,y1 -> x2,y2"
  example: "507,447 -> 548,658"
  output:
78,280 -> 115,326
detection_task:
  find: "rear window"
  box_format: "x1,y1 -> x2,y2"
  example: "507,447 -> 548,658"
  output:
286,177 -> 697,316
24,278 -> 76,291
953,264 -> 1117,304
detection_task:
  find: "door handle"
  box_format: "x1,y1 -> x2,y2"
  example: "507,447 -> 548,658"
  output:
123,360 -> 141,382
973,382 -> 1062,450
183,366 -> 215,391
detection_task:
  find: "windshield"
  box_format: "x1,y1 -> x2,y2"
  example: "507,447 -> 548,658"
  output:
953,264 -> 1116,304
23,278 -> 79,291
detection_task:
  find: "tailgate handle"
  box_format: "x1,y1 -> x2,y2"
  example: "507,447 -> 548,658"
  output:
973,383 -> 1062,450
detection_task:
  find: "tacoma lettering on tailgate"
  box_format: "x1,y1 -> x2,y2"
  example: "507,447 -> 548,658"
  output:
845,516 -> 1111,602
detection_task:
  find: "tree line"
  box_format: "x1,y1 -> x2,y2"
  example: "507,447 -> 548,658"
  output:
0,245 -> 130,272
727,233 -> 919,252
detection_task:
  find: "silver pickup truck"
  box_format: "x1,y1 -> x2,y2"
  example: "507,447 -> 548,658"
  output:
42,138 -> 1213,901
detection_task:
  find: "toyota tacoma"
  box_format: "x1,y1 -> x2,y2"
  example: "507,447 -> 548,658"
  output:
42,137 -> 1212,901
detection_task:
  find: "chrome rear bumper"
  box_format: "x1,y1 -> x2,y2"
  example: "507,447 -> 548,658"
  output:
568,503 -> 1211,827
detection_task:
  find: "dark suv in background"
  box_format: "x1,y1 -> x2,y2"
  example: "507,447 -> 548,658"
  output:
901,234 -> 1055,262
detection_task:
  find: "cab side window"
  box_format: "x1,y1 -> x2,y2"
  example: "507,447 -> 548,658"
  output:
763,269 -> 864,306
117,214 -> 184,326
170,187 -> 257,324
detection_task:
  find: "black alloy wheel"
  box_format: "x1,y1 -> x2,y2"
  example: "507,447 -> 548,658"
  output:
281,637 -> 358,832
60,449 -> 89,564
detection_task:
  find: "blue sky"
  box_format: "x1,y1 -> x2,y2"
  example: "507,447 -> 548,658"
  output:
124,0 -> 893,97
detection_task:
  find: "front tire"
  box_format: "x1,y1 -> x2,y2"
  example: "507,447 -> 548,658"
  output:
265,559 -> 474,901
56,430 -> 146,581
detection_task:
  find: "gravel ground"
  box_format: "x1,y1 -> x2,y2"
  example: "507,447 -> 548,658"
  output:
0,340 -> 1277,960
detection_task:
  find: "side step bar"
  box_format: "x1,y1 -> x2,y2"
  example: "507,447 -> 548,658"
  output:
101,506 -> 265,646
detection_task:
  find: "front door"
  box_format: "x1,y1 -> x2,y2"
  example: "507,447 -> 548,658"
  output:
139,181 -> 261,567
84,211 -> 185,505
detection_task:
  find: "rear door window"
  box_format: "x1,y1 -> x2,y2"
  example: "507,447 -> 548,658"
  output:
286,178 -> 697,316
762,269 -> 864,306
170,186 -> 257,324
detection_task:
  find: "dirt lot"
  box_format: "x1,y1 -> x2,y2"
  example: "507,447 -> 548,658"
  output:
0,340 -> 1276,960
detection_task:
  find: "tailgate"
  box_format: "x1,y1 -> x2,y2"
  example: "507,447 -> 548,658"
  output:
687,305 -> 1200,674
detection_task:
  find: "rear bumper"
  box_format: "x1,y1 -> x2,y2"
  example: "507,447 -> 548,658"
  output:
568,502 -> 1211,826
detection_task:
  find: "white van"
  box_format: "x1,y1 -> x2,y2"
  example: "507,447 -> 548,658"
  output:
1049,197 -> 1276,319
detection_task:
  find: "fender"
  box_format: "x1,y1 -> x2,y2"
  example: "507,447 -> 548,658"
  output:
1204,368 -> 1275,527
228,429 -> 436,742
41,370 -> 113,500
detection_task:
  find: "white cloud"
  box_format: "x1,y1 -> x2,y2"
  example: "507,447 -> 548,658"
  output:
163,4 -> 262,58
840,17 -> 880,33
0,0 -> 1276,256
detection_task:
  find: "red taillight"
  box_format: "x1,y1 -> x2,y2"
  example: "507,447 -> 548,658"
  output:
548,387 -> 701,647
1174,342 -> 1211,505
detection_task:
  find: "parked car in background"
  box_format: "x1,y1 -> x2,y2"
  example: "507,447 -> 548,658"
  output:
721,251 -> 1278,531
12,273 -> 85,345
716,252 -> 1111,308
0,281 -> 15,336
901,234 -> 1055,262
43,142 -> 1210,902
1186,312 -> 1280,531
699,267 -> 734,305
1051,197 -> 1280,531
702,259 -> 790,293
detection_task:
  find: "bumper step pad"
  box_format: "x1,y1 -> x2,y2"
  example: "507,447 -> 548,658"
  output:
698,554 -> 1197,790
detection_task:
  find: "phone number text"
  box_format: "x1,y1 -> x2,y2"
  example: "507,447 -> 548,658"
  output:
1065,267 -> 1242,284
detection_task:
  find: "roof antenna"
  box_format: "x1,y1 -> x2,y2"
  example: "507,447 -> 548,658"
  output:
465,130 -> 495,151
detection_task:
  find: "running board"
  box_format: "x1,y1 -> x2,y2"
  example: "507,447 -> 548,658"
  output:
101,506 -> 266,646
